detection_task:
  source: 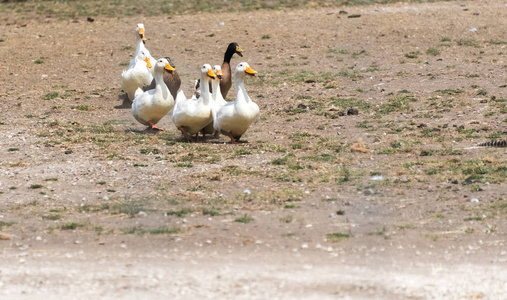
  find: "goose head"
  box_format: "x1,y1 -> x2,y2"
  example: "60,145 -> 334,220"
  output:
138,50 -> 152,68
154,58 -> 176,75
228,42 -> 244,57
234,62 -> 257,79
213,65 -> 223,80
224,42 -> 244,63
136,23 -> 147,44
201,64 -> 216,80
164,57 -> 177,74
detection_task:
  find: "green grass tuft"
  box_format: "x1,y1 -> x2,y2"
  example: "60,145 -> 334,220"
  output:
326,232 -> 351,243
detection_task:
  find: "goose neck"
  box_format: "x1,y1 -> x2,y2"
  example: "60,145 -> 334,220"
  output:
200,77 -> 212,105
224,48 -> 235,63
211,78 -> 220,101
234,76 -> 249,103
154,71 -> 169,99
135,38 -> 144,56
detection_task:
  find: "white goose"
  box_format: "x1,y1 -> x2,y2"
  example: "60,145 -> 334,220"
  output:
172,64 -> 216,141
132,58 -> 175,131
201,65 -> 226,137
128,23 -> 156,76
214,62 -> 258,144
121,49 -> 154,101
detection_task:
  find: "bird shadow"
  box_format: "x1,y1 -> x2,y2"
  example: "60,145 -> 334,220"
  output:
115,94 -> 131,109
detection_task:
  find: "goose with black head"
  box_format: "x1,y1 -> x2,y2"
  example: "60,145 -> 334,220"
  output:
219,42 -> 244,98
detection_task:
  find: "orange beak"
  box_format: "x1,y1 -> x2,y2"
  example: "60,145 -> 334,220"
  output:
144,57 -> 152,68
207,68 -> 216,79
165,63 -> 175,71
215,69 -> 223,79
245,66 -> 257,76
139,28 -> 145,35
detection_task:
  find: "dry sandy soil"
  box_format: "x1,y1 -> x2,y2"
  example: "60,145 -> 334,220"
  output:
1,0 -> 507,299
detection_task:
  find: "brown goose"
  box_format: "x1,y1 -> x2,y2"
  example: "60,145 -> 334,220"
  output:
198,43 -> 243,99
143,56 -> 181,99
219,42 -> 243,99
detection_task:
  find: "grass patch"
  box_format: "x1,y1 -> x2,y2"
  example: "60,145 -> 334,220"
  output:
489,39 -> 507,45
326,232 -> 351,243
202,208 -> 220,216
149,226 -> 180,235
235,149 -> 252,156
457,39 -> 479,47
2,1 -> 462,20
396,224 -> 416,231
464,216 -> 483,221
329,97 -> 371,112
435,89 -> 463,95
43,92 -> 59,100
43,214 -> 61,221
0,221 -> 15,230
140,148 -> 160,155
60,222 -> 84,230
476,89 -> 488,96
234,214 -> 254,224
108,199 -> 147,217
376,95 -> 415,115
339,68 -> 362,80
283,204 -> 298,209
175,162 -> 193,168
404,51 -> 420,59
283,70 -> 334,84
166,208 -> 191,218
426,48 -> 440,56
72,105 -> 91,111
328,48 -> 349,54
270,156 -> 289,165
29,184 -> 43,189
490,199 -> 507,213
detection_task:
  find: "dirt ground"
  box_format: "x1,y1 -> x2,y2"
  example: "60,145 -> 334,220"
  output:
1,0 -> 507,298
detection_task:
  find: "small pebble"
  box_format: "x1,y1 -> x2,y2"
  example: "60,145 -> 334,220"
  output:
471,198 -> 479,203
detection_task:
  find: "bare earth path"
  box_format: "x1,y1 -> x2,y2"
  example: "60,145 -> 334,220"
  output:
1,1 -> 506,298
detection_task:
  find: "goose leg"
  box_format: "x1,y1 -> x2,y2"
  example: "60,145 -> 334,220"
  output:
195,133 -> 200,142
177,126 -> 192,141
147,121 -> 164,131
228,132 -> 238,144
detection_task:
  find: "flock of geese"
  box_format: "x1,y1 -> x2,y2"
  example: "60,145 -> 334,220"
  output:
120,23 -> 259,144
